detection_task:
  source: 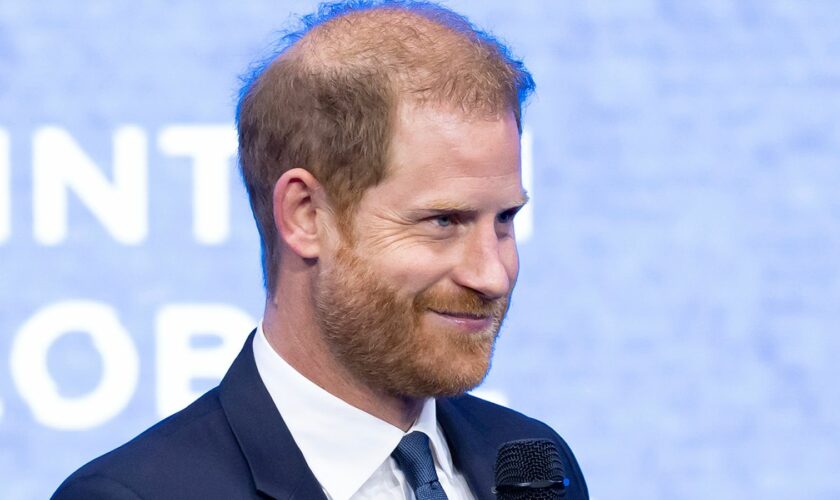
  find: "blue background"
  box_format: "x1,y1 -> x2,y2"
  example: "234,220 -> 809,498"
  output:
2,1 -> 839,498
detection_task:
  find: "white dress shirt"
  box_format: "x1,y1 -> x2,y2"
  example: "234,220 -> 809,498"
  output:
253,323 -> 476,500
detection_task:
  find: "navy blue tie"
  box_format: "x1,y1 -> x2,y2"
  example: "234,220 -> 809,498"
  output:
391,432 -> 449,500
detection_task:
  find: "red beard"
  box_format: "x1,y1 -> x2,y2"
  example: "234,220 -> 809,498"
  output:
313,243 -> 509,398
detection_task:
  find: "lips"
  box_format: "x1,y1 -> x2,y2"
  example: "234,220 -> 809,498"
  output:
428,309 -> 493,332
431,310 -> 489,320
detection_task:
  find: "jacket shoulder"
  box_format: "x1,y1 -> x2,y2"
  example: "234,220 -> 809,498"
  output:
52,388 -> 253,499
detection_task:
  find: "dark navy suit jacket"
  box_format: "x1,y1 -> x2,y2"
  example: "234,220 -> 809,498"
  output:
53,332 -> 588,499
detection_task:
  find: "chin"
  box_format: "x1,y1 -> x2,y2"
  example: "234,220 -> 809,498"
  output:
395,342 -> 495,398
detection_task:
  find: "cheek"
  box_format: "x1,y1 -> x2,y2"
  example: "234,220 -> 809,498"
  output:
374,248 -> 453,293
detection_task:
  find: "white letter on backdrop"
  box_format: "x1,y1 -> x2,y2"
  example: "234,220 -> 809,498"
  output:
10,301 -> 139,430
158,126 -> 238,245
33,126 -> 148,245
514,128 -> 534,243
155,304 -> 254,417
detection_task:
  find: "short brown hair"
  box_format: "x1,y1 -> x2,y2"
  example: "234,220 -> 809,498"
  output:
237,1 -> 535,294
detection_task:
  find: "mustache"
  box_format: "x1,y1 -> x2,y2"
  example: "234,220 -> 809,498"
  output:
414,288 -> 509,319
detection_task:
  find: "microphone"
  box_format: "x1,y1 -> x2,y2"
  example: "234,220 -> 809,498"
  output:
493,439 -> 570,499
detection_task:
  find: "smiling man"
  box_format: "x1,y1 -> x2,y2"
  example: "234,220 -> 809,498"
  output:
53,2 -> 587,499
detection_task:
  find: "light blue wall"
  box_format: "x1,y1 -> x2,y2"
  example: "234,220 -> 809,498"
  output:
1,1 -> 838,498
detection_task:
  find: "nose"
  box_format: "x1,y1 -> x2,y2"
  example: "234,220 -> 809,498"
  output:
451,223 -> 516,299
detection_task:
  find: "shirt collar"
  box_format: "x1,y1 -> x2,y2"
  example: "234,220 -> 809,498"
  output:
252,322 -> 454,500
409,392 -> 457,483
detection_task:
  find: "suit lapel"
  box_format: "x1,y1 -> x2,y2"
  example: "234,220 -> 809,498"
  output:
218,333 -> 503,499
219,331 -> 328,500
437,397 -> 497,500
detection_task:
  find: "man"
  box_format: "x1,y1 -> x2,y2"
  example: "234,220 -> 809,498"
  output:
53,1 -> 587,499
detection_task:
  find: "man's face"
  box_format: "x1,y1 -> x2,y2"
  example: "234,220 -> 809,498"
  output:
313,104 -> 526,398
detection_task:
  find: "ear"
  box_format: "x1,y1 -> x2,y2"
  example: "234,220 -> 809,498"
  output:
272,168 -> 329,259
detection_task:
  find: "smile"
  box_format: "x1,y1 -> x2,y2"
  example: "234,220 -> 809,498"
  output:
428,309 -> 493,332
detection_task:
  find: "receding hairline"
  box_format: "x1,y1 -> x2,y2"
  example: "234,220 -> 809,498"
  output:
280,5 -> 515,115
289,6 -> 472,64
236,1 -> 535,294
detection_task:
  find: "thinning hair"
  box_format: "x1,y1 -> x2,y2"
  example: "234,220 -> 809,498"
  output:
237,0 -> 535,294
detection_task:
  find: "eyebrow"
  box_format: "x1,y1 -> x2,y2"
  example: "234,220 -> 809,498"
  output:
411,193 -> 530,215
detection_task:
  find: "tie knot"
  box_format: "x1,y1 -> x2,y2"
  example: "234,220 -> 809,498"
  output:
392,432 -> 448,499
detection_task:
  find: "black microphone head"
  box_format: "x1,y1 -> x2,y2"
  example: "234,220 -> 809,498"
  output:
494,438 -> 567,499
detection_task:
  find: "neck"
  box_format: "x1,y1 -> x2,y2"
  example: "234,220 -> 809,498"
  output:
262,287 -> 424,431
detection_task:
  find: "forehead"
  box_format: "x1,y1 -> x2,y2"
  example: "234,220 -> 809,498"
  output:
369,105 -> 525,209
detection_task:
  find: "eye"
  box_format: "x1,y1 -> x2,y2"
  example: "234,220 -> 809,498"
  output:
497,208 -> 520,224
433,214 -> 455,227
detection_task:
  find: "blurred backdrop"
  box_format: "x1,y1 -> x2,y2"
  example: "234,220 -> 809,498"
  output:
1,1 -> 839,498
